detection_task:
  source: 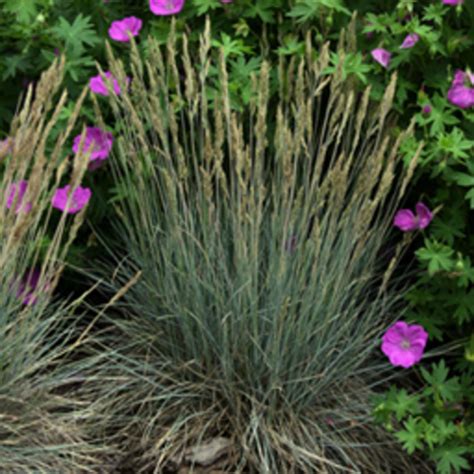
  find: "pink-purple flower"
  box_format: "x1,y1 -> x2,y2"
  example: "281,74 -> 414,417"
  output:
73,127 -> 113,168
15,268 -> 48,305
371,48 -> 391,69
400,33 -> 419,49
442,0 -> 464,5
89,71 -> 128,96
422,104 -> 432,114
150,0 -> 185,15
447,70 -> 474,109
52,185 -> 92,214
393,202 -> 432,232
108,16 -> 143,42
381,321 -> 428,368
6,180 -> 32,214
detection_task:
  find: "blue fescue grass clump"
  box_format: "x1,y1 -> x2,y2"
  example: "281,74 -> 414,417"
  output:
0,59 -> 111,473
94,21 -> 432,473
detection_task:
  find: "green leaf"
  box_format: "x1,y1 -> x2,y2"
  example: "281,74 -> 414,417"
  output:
230,57 -> 262,79
416,240 -> 455,276
421,360 -> 449,386
455,256 -> 474,287
211,33 -> 253,58
465,188 -> 474,209
50,14 -> 100,57
395,417 -> 424,454
431,416 -> 458,444
449,171 -> 474,187
392,389 -> 422,421
421,360 -> 462,403
423,4 -> 444,26
277,36 -> 306,57
430,446 -> 471,474
453,289 -> 474,324
362,12 -> 395,34
465,334 -> 474,362
430,215 -> 465,247
287,0 -> 350,23
4,0 -> 38,24
193,0 -> 221,15
245,0 -> 279,22
1,54 -> 31,81
438,128 -> 474,161
323,52 -> 371,84
422,94 -> 459,135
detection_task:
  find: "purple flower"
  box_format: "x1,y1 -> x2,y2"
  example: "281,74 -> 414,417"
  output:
393,202 -> 432,232
448,87 -> 474,109
452,70 -> 467,86
73,127 -> 113,168
447,70 -> 474,109
150,0 -> 185,15
6,180 -> 32,214
422,104 -> 432,114
442,0 -> 464,5
108,16 -> 143,42
381,321 -> 428,368
371,48 -> 391,69
400,33 -> 419,49
89,71 -> 128,96
52,185 -> 92,214
221,0 -> 233,3
15,268 -> 49,305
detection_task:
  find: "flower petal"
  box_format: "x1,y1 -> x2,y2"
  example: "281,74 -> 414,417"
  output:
415,202 -> 433,229
371,48 -> 391,68
393,209 -> 417,231
52,185 -> 92,214
108,16 -> 143,42
400,33 -> 419,49
447,85 -> 474,109
150,0 -> 185,15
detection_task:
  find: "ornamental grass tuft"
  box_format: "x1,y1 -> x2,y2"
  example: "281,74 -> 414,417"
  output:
0,58 -> 111,473
95,19 -> 432,473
